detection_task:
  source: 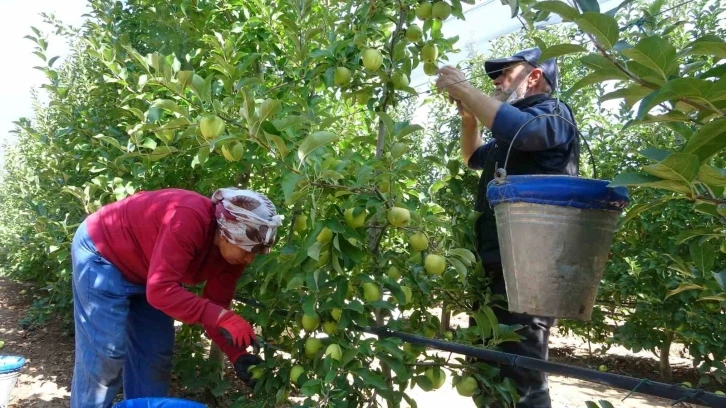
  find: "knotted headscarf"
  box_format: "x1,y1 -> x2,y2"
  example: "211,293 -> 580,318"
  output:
211,188 -> 282,254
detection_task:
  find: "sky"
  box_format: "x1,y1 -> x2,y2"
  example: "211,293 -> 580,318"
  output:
0,0 -> 90,167
0,0 -> 620,169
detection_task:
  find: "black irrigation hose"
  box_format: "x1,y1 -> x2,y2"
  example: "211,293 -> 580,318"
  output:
236,296 -> 726,407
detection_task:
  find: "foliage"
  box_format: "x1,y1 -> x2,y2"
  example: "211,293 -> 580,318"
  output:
2,0 -> 726,405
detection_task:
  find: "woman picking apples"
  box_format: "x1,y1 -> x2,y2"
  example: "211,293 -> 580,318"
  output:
69,187 -> 281,408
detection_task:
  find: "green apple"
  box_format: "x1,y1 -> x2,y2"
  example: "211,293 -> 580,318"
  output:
362,282 -> 381,303
456,376 -> 478,397
410,232 -> 429,252
387,266 -> 402,280
715,390 -> 725,395
294,214 -> 308,232
432,1 -> 452,20
304,338 -> 323,358
444,331 -> 454,340
334,67 -> 351,86
0,340 -> 4,349
200,115 -> 226,140
331,308 -> 342,322
301,313 -> 320,332
248,365 -> 265,380
361,48 -> 384,72
425,368 -> 446,389
323,320 -> 339,335
406,24 -> 423,42
345,208 -> 366,228
598,365 -> 608,372
423,62 -> 438,76
290,365 -> 305,383
316,227 -> 333,243
325,344 -> 343,361
421,43 -> 438,63
387,206 -> 411,227
416,1 -> 433,20
425,254 -> 446,275
392,72 -> 409,89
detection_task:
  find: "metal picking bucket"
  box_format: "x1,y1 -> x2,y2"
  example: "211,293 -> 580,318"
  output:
487,175 -> 629,320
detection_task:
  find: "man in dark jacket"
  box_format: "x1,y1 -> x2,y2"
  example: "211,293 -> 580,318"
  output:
436,48 -> 579,407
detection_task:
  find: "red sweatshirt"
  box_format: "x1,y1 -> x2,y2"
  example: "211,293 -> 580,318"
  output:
86,188 -> 248,359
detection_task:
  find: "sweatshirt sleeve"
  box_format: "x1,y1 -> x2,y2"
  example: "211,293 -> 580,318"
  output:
201,265 -> 248,361
145,207 -> 224,327
491,101 -> 577,152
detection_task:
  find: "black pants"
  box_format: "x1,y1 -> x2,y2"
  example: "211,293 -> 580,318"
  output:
470,266 -> 556,407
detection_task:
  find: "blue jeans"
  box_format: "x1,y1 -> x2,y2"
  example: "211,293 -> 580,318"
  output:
70,220 -> 175,408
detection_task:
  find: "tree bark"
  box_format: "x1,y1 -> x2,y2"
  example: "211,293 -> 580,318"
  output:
659,330 -> 674,382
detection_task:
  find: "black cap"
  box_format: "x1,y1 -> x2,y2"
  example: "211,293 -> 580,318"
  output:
484,47 -> 558,89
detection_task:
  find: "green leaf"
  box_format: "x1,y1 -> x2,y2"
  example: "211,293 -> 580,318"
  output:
585,402 -> 599,408
191,146 -> 209,168
501,0 -> 519,18
377,112 -> 395,136
676,228 -> 716,244
298,131 -> 339,162
682,37 -> 726,59
683,117 -> 726,162
176,71 -> 194,90
713,271 -> 726,291
378,354 -> 408,378
575,0 -> 599,12
609,173 -> 691,194
665,283 -> 705,299
637,78 -> 711,117
601,85 -> 652,108
697,295 -> 726,302
706,79 -> 726,103
151,99 -> 188,118
449,257 -> 468,281
575,12 -> 619,50
617,196 -> 671,228
93,134 -> 124,151
598,400 -> 616,408
639,147 -> 671,162
281,173 -> 303,205
604,0 -> 636,16
539,44 -> 588,61
396,124 -> 423,139
697,165 -> 726,187
642,153 -> 700,182
690,240 -> 715,274
449,248 -> 476,264
353,368 -> 388,390
258,99 -> 281,123
533,1 -> 580,21
621,36 -> 677,80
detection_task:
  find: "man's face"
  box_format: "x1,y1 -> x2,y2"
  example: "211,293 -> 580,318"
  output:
492,62 -> 531,102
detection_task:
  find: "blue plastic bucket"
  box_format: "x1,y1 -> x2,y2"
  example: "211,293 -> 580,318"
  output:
0,355 -> 26,408
112,398 -> 207,407
487,175 -> 629,320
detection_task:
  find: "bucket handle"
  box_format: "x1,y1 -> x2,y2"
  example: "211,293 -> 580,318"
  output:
493,111 -> 598,184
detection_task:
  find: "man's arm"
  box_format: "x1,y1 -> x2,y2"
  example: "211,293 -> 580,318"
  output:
436,66 -> 503,130
457,100 -> 483,165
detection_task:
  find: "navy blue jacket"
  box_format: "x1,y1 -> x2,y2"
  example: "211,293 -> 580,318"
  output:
467,93 -> 580,267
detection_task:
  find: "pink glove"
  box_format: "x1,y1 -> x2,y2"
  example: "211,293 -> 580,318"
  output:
216,310 -> 256,349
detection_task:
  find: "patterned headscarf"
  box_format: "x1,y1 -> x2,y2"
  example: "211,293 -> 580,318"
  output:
211,188 -> 282,254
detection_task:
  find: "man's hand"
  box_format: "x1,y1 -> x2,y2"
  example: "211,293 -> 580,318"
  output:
233,353 -> 264,388
435,66 -> 472,102
456,100 -> 477,128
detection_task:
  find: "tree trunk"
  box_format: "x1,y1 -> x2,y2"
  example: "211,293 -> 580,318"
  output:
440,302 -> 451,334
659,330 -> 674,382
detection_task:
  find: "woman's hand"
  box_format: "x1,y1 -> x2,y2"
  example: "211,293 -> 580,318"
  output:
216,310 -> 256,349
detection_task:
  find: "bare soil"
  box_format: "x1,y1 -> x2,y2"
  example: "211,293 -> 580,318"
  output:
1,278 -> 716,407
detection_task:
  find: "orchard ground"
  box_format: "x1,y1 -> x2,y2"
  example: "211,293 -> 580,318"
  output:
0,277 -> 710,408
